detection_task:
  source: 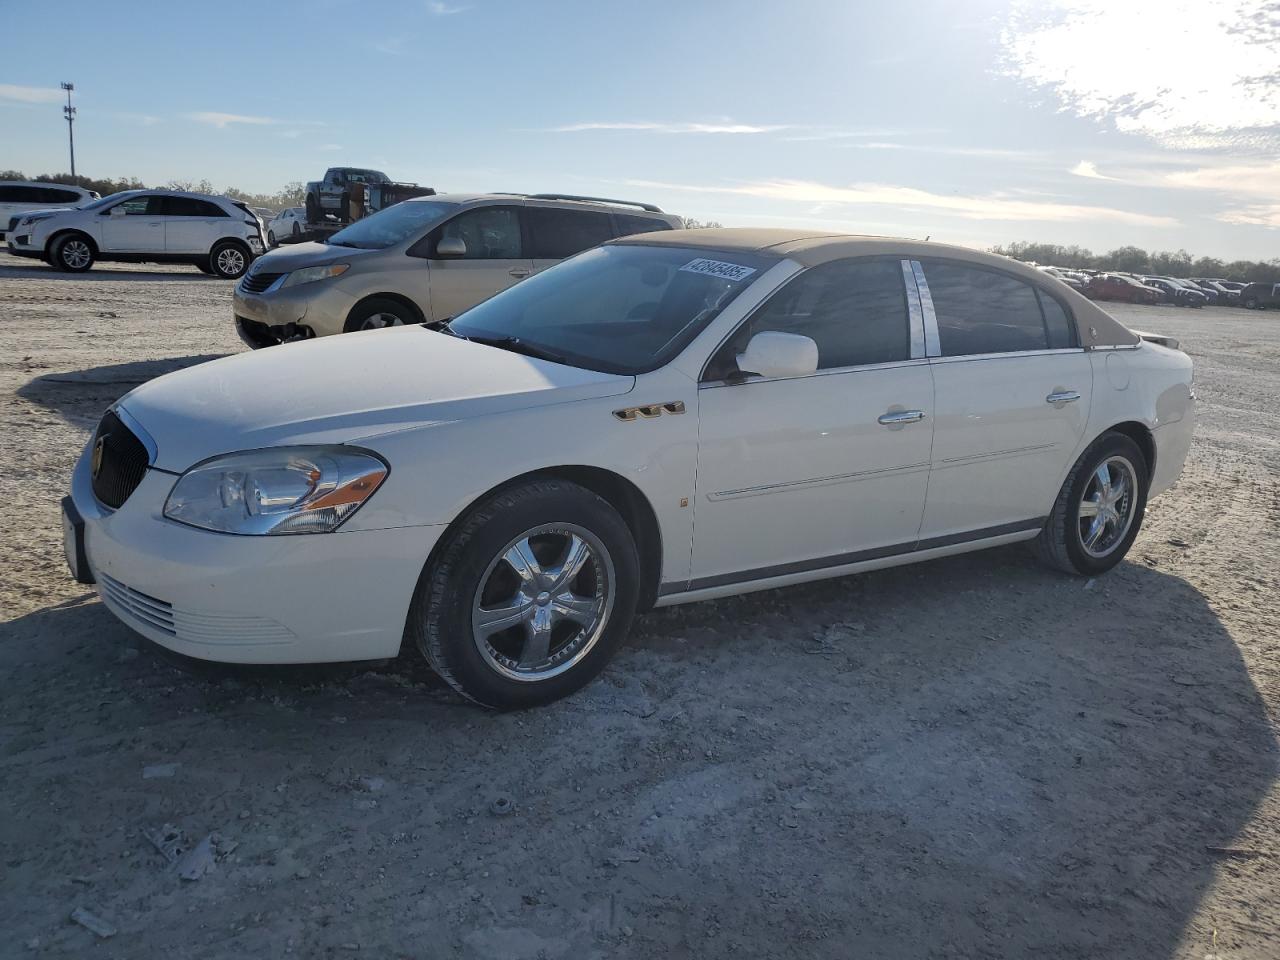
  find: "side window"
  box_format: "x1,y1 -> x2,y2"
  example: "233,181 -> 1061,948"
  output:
1037,290 -> 1077,349
48,188 -> 82,203
711,259 -> 910,377
922,261 -> 1049,356
164,197 -> 226,217
435,207 -> 522,259
0,185 -> 19,202
527,208 -> 614,259
115,196 -> 163,216
614,213 -> 672,238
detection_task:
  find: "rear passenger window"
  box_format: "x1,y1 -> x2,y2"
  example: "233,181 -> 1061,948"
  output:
733,258 -> 910,371
436,207 -> 522,259
164,197 -> 226,217
527,208 -> 614,259
614,213 -> 672,238
922,261 -> 1050,356
1037,290 -> 1076,349
0,186 -> 19,202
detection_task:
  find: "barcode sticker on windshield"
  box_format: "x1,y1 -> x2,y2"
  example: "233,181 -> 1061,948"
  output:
679,258 -> 757,282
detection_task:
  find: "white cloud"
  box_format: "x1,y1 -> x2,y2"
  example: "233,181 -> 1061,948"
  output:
853,142 -> 1041,159
1069,160 -> 1117,181
280,129 -> 302,139
1215,204 -> 1280,227
319,143 -> 344,152
1002,0 -> 1280,149
188,111 -> 276,128
547,121 -> 787,134
427,1 -> 469,14
0,83 -> 64,104
625,177 -> 1177,227
114,112 -> 161,126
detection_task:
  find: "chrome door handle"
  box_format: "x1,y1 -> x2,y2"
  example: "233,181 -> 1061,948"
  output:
1046,390 -> 1081,405
509,268 -> 531,278
147,221 -> 163,226
878,409 -> 925,425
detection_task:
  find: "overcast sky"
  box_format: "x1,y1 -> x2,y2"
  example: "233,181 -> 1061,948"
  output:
4,0 -> 1279,259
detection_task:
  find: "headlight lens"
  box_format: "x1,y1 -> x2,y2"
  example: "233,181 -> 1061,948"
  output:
20,212 -> 58,226
281,263 -> 349,288
163,446 -> 387,535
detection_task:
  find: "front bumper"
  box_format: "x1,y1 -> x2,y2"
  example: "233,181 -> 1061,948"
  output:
69,440 -> 442,664
233,278 -> 355,344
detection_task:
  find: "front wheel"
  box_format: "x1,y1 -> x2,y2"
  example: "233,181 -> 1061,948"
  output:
409,479 -> 640,709
1034,432 -> 1149,576
291,221 -> 301,238
52,234 -> 94,272
267,229 -> 276,246
209,241 -> 250,279
344,297 -> 418,332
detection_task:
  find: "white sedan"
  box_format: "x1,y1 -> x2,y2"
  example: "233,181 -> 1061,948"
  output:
63,230 -> 1195,708
266,207 -> 307,246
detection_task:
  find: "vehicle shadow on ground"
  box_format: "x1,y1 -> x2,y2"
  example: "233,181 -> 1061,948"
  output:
0,260 -> 219,282
17,357 -> 227,429
1,545 -> 1273,958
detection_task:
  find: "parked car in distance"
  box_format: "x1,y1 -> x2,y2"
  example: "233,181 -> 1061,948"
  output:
1142,277 -> 1207,307
7,190 -> 266,278
304,167 -> 436,226
1083,273 -> 1161,304
65,229 -> 1194,709
0,180 -> 98,242
1158,276 -> 1218,305
1038,265 -> 1086,292
233,192 -> 682,347
267,207 -> 306,245
1240,282 -> 1280,309
1190,278 -> 1239,304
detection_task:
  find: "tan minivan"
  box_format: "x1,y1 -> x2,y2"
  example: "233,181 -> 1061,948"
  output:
233,193 -> 682,348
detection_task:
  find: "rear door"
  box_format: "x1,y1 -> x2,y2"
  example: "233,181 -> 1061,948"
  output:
100,195 -> 165,252
913,258 -> 1092,542
423,205 -> 532,320
161,196 -> 229,254
526,206 -> 615,277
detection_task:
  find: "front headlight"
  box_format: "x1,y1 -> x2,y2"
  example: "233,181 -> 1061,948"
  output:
20,212 -> 58,226
281,263 -> 349,288
163,445 -> 387,535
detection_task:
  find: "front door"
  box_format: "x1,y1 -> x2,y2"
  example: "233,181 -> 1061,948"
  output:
100,195 -> 164,252
913,258 -> 1092,540
690,258 -> 934,588
425,206 -> 532,320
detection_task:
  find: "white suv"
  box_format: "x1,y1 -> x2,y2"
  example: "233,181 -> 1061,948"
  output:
7,189 -> 266,278
0,180 -> 97,242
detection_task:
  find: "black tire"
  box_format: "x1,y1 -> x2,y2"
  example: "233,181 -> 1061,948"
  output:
344,297 -> 419,332
267,229 -> 276,246
305,194 -> 320,224
409,479 -> 640,709
1034,431 -> 1149,576
1244,297 -> 1259,309
209,241 -> 250,279
291,221 -> 301,238
194,262 -> 215,275
52,233 -> 95,273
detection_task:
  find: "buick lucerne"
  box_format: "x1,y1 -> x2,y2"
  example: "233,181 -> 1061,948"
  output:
63,230 -> 1195,708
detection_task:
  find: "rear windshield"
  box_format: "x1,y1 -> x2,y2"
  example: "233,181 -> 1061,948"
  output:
326,200 -> 456,250
448,243 -> 775,375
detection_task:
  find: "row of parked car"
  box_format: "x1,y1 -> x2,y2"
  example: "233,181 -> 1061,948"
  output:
1038,265 -> 1278,309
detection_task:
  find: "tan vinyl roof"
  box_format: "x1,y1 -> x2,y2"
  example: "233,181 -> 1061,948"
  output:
615,228 -> 1139,349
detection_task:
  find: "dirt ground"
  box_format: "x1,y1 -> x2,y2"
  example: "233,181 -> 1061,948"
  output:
0,250 -> 1277,959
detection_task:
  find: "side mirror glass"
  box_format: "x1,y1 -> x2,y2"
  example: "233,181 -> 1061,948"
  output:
435,236 -> 466,259
735,331 -> 819,380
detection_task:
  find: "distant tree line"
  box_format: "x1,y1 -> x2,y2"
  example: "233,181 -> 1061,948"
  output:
989,240 -> 1280,283
0,170 -> 305,212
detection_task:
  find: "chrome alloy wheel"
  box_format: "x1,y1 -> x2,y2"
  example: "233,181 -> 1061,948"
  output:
62,239 -> 91,268
1078,455 -> 1138,558
471,523 -> 615,682
216,247 -> 246,275
359,312 -> 408,330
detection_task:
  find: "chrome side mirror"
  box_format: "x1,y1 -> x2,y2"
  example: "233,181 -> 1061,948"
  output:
736,331 -> 819,380
435,236 -> 466,258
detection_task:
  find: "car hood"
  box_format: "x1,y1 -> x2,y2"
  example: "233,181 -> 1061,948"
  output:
249,241 -> 381,273
118,328 -> 634,472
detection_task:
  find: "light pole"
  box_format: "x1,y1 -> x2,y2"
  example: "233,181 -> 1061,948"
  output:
61,82 -> 76,178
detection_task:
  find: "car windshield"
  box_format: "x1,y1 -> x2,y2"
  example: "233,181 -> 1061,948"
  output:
326,200 -> 456,249
79,190 -> 142,212
448,243 -> 775,375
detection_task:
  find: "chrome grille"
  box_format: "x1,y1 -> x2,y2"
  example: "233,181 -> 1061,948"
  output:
91,410 -> 149,509
99,574 -> 176,636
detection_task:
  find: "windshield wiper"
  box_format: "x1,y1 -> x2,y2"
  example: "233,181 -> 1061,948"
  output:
463,334 -> 569,365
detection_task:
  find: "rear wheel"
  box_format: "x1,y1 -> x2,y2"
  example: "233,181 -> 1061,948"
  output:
267,229 -> 276,246
344,297 -> 418,332
305,194 -> 320,224
52,234 -> 94,272
209,241 -> 250,279
291,221 -> 301,238
1035,432 -> 1149,576
409,479 -> 640,709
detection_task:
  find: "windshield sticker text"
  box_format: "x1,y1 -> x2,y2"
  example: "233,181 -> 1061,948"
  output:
679,258 -> 757,282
